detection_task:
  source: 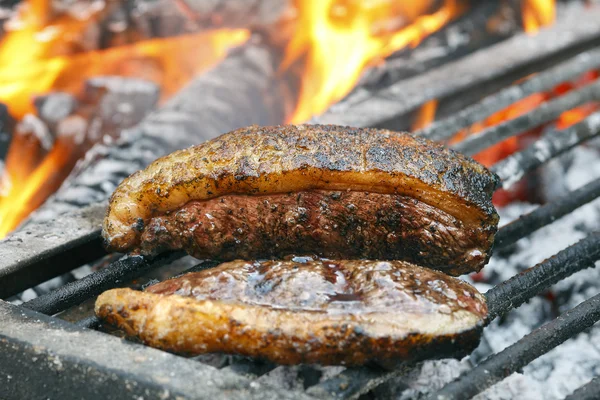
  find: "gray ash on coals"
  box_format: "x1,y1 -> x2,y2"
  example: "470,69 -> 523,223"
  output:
397,145 -> 600,400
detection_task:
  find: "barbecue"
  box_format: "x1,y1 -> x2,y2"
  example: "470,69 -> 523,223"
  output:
1,0 -> 600,399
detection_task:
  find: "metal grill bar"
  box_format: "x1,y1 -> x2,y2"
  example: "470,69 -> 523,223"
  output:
491,112 -> 600,187
494,178 -> 600,249
485,233 -> 600,322
417,48 -> 600,141
452,80 -> 600,156
22,252 -> 183,315
0,203 -> 105,299
425,293 -> 600,400
564,376 -> 600,400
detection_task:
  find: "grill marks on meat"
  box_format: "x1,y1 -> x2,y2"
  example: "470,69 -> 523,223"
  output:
95,259 -> 487,366
141,190 -> 492,275
103,124 -> 499,274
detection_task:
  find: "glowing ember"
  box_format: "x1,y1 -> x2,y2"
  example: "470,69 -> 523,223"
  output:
284,0 -> 465,124
408,0 -> 558,207
458,71 -> 600,168
455,70 -> 599,207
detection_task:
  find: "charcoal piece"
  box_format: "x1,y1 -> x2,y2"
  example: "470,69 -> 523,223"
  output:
128,0 -> 291,38
83,76 -> 159,140
0,103 -> 14,161
98,2 -> 144,48
129,0 -> 191,39
141,40 -> 293,149
3,114 -> 53,184
55,114 -> 88,146
178,0 -> 291,28
15,114 -> 54,151
34,92 -> 78,127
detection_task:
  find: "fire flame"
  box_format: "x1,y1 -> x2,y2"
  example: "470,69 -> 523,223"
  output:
284,0 -> 466,123
523,0 -> 556,33
0,1 -> 249,118
412,99 -> 438,131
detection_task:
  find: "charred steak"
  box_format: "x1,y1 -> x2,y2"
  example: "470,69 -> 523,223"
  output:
95,259 -> 487,366
103,124 -> 499,275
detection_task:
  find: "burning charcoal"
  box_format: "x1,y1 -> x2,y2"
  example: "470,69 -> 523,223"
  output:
15,114 -> 54,151
55,114 -> 89,149
179,0 -> 291,28
0,115 -> 91,234
83,76 -> 159,139
98,2 -> 151,48
129,0 -> 292,37
2,114 -> 53,190
0,102 -> 14,161
127,0 -> 192,38
33,92 -> 78,129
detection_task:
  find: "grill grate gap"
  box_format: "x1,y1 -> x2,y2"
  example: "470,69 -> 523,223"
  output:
491,112 -> 600,187
452,80 -> 600,156
416,48 -> 600,141
485,233 -> 600,322
494,177 -> 600,249
426,293 -> 600,400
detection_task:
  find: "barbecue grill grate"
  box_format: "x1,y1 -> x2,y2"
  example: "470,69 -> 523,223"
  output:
2,11 -> 600,400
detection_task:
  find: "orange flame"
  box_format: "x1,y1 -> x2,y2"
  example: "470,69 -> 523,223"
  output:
523,0 -> 556,33
0,129 -> 83,236
284,0 -> 466,123
412,99 -> 438,131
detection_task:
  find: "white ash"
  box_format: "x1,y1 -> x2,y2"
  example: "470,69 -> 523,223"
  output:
397,359 -> 471,400
256,365 -> 344,391
393,145 -> 600,399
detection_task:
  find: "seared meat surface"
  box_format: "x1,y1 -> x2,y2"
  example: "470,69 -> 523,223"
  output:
96,259 -> 487,366
142,190 -> 491,275
103,124 -> 499,274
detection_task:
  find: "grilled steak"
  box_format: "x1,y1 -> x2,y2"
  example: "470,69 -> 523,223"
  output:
103,124 -> 499,275
95,259 -> 487,366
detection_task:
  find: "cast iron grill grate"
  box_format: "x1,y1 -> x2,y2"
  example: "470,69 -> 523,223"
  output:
2,19 -> 600,400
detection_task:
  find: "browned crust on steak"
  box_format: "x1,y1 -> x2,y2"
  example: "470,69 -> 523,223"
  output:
140,190 -> 495,275
103,124 -> 500,258
95,259 -> 487,365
